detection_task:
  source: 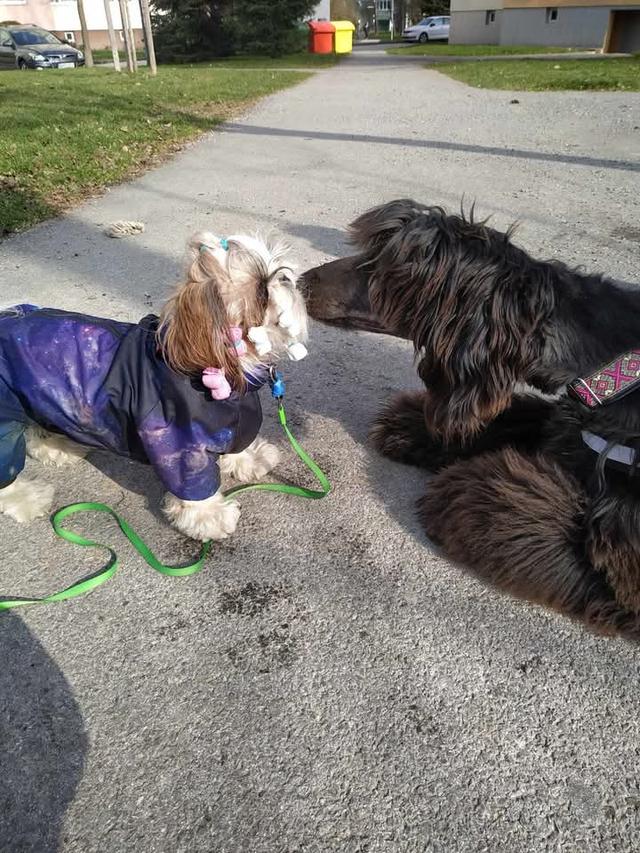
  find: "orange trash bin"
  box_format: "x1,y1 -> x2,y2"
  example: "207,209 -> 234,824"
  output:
308,20 -> 335,54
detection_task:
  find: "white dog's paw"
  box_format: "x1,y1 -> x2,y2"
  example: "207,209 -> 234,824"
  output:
26,427 -> 88,467
163,491 -> 241,542
0,479 -> 55,523
220,437 -> 281,483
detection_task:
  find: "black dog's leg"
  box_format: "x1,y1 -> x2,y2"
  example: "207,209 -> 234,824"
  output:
419,447 -> 640,641
370,391 -> 555,472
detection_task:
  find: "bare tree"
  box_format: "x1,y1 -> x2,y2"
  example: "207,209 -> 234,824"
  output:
103,0 -> 121,71
138,0 -> 157,75
76,0 -> 94,66
118,0 -> 135,71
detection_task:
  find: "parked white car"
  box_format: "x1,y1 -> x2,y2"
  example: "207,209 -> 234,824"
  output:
402,16 -> 450,43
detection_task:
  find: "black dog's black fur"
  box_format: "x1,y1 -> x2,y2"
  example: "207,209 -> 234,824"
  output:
304,199 -> 640,639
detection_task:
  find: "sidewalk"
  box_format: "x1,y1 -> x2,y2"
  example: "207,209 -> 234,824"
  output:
1,49 -> 639,853
354,39 -> 629,56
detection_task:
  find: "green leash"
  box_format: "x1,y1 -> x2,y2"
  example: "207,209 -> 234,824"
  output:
0,384 -> 330,612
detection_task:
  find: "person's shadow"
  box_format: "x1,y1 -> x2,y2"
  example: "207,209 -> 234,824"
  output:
0,614 -> 87,852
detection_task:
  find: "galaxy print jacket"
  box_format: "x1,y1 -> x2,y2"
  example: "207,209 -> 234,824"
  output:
0,305 -> 265,500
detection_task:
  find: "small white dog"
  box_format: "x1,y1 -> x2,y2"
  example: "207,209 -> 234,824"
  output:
0,233 -> 308,541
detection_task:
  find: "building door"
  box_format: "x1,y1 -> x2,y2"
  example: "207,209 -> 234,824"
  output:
604,11 -> 640,53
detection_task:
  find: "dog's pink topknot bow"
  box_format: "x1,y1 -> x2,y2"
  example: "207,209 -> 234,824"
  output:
202,367 -> 231,400
227,326 -> 247,357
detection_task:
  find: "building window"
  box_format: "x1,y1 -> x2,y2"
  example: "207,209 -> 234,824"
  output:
546,7 -> 558,22
485,10 -> 496,24
64,31 -> 75,42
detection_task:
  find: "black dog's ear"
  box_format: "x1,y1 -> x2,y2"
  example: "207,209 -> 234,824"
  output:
350,199 -> 555,442
415,256 -> 556,443
348,200 -> 451,337
417,352 -> 516,444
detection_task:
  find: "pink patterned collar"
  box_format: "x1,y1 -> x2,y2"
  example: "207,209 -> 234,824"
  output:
568,349 -> 640,409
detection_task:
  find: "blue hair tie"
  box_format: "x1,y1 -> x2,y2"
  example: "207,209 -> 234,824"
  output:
199,237 -> 229,254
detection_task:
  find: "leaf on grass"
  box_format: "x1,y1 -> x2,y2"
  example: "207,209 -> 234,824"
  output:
0,175 -> 19,190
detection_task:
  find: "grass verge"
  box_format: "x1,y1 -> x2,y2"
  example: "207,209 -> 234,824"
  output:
435,56 -> 640,91
92,51 -> 339,68
370,33 -> 404,42
207,53 -> 339,67
388,43 -> 585,56
0,64 -> 308,235
92,48 -> 146,62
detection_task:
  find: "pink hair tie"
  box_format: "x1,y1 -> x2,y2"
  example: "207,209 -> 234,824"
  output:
202,367 -> 231,400
227,326 -> 247,357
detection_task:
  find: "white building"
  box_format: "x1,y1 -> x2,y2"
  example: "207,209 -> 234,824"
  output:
0,0 -> 143,50
449,0 -> 640,50
311,0 -> 330,19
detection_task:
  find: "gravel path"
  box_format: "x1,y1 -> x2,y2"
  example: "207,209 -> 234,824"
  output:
1,47 -> 639,853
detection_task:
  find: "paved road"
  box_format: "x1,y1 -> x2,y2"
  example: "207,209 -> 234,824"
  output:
1,47 -> 639,853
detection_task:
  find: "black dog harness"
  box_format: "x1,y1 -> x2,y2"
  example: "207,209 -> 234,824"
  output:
568,349 -> 640,468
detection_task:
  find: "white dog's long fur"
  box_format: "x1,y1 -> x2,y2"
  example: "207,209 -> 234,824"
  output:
0,233 -> 307,541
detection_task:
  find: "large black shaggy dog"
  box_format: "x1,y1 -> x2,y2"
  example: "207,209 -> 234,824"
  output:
303,199 -> 640,640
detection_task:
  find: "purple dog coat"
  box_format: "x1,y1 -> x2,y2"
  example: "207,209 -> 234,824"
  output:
0,305 -> 265,500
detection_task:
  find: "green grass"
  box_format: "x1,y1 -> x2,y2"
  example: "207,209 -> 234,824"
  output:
0,64 -> 309,235
371,32 -> 404,42
387,43 -> 584,56
436,56 -> 640,91
206,52 -> 339,67
91,48 -> 146,62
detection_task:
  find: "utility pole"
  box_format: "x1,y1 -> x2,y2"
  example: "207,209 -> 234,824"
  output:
118,0 -> 135,71
104,0 -> 121,71
138,0 -> 157,75
76,0 -> 94,67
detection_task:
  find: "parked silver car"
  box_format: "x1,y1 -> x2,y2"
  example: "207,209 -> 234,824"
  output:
402,16 -> 450,43
0,25 -> 84,70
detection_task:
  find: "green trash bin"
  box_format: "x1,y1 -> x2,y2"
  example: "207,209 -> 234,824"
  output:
331,20 -> 355,54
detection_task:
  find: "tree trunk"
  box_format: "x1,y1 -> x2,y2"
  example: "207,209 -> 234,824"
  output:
118,0 -> 135,72
138,0 -> 157,75
103,0 -> 121,71
76,0 -> 94,67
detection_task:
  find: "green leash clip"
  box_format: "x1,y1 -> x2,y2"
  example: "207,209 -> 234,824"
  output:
0,383 -> 330,612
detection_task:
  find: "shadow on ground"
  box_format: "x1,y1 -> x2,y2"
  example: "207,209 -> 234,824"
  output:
223,123 -> 640,173
0,614 -> 87,852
